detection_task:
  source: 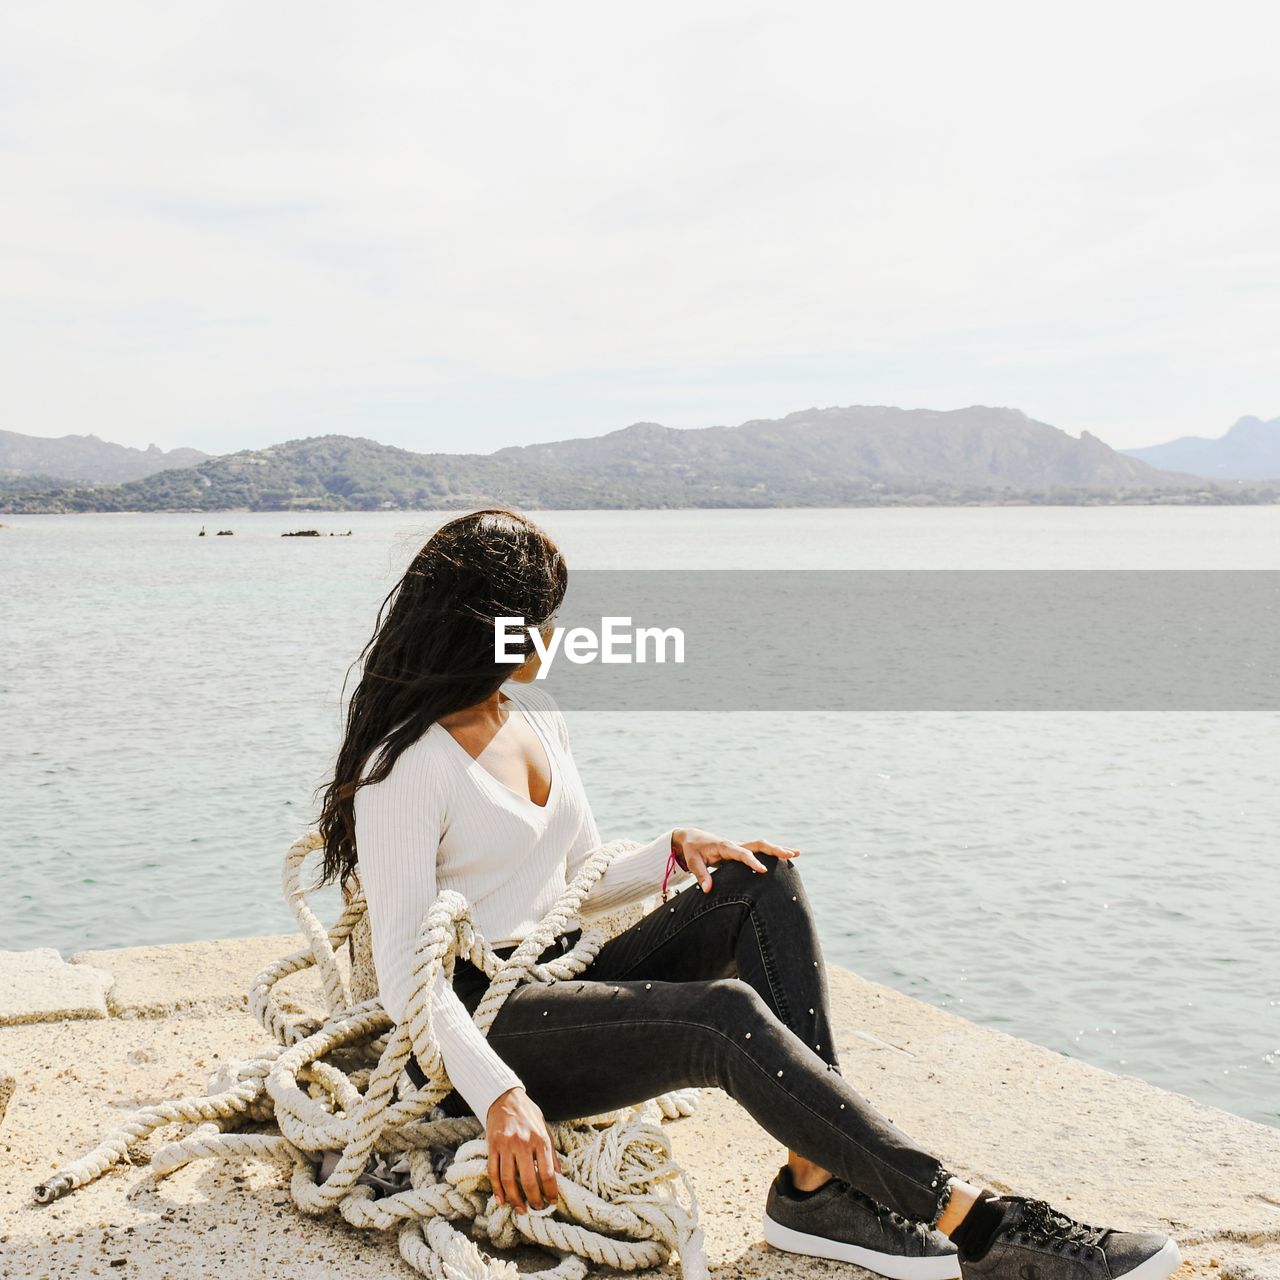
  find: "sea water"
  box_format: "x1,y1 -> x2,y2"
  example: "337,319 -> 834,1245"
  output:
1,507 -> 1276,1127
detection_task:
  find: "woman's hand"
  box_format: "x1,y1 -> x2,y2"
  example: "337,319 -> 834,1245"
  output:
486,1086 -> 561,1213
672,827 -> 800,894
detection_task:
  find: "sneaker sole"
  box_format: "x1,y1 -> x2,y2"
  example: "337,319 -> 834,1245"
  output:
762,1210 -> 962,1280
1121,1238 -> 1182,1280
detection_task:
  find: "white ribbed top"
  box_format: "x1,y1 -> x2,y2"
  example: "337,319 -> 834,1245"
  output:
353,681 -> 684,1123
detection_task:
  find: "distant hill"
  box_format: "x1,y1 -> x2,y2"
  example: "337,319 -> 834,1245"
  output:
0,429 -> 208,485
0,435 -> 604,514
500,405 -> 1195,493
1121,416 -> 1280,480
0,406 -> 1251,515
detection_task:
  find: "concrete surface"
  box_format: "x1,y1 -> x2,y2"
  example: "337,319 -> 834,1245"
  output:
0,948 -> 113,1025
1,934 -> 1277,1280
67,934 -> 346,1019
0,1059 -> 14,1127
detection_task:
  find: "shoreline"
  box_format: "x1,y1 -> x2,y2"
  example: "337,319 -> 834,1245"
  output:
4,493 -> 1279,515
2,936 -> 1278,1278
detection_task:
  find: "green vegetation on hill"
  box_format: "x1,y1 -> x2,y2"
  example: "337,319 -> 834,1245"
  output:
0,437 -> 610,514
0,471 -> 73,493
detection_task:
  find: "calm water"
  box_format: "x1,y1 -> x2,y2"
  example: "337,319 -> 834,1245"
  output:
1,508 -> 1277,1127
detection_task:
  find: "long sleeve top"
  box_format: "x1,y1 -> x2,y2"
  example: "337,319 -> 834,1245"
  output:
352,680 -> 688,1124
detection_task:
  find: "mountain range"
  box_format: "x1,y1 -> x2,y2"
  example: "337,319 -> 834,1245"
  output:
0,430 -> 208,485
499,406 -> 1189,492
0,405 -> 1271,514
1121,416 -> 1280,480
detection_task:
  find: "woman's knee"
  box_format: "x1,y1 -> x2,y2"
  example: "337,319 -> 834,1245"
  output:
687,975 -> 773,1033
681,979 -> 796,1090
713,856 -> 811,911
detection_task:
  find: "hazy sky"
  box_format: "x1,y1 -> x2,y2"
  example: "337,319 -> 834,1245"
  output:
3,2 -> 1278,456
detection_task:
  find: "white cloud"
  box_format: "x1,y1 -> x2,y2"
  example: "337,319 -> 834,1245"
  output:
2,0 -> 1278,453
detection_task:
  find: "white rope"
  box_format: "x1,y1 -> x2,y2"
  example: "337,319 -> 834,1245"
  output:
32,830 -> 706,1280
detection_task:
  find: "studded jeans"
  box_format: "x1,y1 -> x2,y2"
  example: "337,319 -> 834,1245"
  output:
407,856 -> 955,1226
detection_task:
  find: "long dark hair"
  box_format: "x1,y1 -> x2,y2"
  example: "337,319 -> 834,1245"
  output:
313,508 -> 567,891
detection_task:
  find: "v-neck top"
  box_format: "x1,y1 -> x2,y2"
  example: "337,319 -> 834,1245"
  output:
434,690 -> 562,815
353,681 -> 684,1123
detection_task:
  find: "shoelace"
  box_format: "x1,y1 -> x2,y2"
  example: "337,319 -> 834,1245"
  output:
831,1180 -> 931,1241
1009,1198 -> 1108,1255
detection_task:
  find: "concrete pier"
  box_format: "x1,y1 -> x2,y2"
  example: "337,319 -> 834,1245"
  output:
1,936 -> 1277,1279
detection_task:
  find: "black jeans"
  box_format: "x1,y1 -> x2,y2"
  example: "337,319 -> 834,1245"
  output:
406,857 -> 954,1225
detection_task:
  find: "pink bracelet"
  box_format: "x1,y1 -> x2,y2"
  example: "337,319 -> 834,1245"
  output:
661,836 -> 688,903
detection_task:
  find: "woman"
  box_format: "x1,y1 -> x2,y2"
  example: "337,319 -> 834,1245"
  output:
316,509 -> 1180,1280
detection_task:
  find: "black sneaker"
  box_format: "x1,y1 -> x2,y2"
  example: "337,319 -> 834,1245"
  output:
764,1166 -> 961,1280
959,1196 -> 1181,1280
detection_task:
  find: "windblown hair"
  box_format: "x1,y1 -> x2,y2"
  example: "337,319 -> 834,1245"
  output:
313,508 -> 567,891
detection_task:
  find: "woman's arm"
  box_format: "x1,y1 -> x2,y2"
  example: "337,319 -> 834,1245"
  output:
577,825 -> 802,915
353,742 -> 523,1123
574,826 -> 689,915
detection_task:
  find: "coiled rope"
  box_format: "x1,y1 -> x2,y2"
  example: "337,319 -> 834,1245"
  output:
33,830 -> 705,1280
